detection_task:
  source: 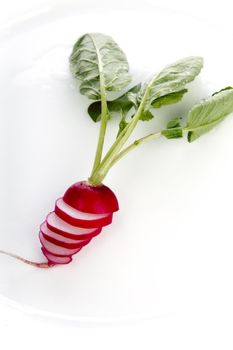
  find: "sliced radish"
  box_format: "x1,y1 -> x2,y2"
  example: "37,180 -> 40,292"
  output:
63,181 -> 119,214
39,231 -> 82,257
55,198 -> 112,228
41,247 -> 72,265
40,222 -> 91,249
46,212 -> 102,239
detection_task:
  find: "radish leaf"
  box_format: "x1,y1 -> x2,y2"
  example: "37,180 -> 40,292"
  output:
70,33 -> 132,173
87,84 -> 141,122
70,33 -> 131,100
87,101 -> 102,122
162,127 -> 183,139
212,86 -> 233,96
117,117 -> 129,137
152,89 -> 188,108
185,88 -> 233,142
140,110 -> 154,121
166,117 -> 182,129
162,117 -> 183,139
139,56 -> 203,110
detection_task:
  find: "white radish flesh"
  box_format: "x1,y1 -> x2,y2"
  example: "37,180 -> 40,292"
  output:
46,212 -> 100,237
39,231 -> 82,256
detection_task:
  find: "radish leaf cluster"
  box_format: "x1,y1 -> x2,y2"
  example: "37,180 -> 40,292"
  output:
69,33 -> 233,185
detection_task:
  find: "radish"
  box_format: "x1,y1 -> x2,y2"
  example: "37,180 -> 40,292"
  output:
37,181 -> 118,263
1,33 -> 233,268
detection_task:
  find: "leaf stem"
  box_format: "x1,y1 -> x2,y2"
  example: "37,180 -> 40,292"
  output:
89,75 -> 157,185
108,131 -> 161,169
90,35 -> 109,176
90,96 -> 108,175
89,130 -> 161,185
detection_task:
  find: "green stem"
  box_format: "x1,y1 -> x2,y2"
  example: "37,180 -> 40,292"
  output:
90,35 -> 109,176
116,110 -> 127,138
89,129 -> 161,185
109,131 -> 161,169
90,97 -> 108,175
89,76 -> 157,185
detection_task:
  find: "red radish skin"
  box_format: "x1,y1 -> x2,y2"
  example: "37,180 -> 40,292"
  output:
46,212 -> 102,240
63,181 -> 119,214
55,198 -> 113,228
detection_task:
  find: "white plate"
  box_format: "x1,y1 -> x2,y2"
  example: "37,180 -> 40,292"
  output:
1,1 -> 233,324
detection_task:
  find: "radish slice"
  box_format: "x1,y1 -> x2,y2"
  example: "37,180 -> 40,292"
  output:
41,248 -> 72,265
46,212 -> 102,239
39,231 -> 82,257
63,181 -> 119,214
40,222 -> 91,249
55,198 -> 112,228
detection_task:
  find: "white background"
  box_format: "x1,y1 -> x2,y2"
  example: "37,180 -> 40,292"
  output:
1,0 -> 233,349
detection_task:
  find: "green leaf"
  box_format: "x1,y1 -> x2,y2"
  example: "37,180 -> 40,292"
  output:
162,128 -> 183,139
140,110 -> 154,121
212,86 -> 233,96
70,33 -> 131,100
166,117 -> 182,129
87,84 -> 141,122
117,118 -> 129,137
162,117 -> 183,139
152,89 -> 188,108
108,84 -> 141,115
140,56 -> 203,110
87,101 -> 102,122
185,88 -> 233,142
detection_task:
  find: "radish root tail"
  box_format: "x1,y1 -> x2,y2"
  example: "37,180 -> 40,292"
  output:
0,250 -> 53,268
